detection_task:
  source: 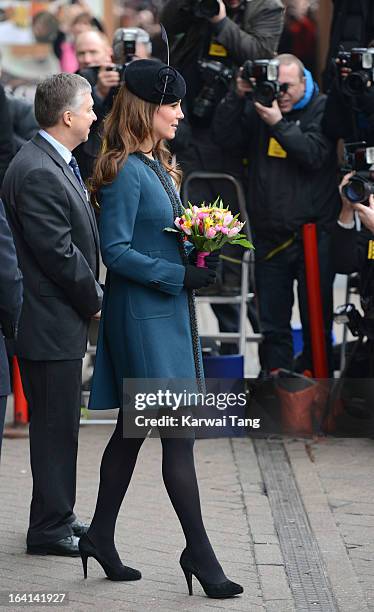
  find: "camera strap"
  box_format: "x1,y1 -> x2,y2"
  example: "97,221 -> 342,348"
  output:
262,234 -> 296,261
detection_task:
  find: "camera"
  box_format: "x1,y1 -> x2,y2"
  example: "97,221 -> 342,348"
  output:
241,59 -> 287,107
335,48 -> 374,96
335,303 -> 374,340
112,28 -> 139,65
193,0 -> 220,19
193,60 -> 234,120
341,141 -> 374,203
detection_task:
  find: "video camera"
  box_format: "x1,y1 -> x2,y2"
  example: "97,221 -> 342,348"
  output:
193,60 -> 234,119
341,141 -> 374,203
335,48 -> 374,96
193,0 -> 221,19
241,59 -> 287,107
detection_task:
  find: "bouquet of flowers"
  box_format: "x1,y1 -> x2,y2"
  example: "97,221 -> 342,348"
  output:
165,198 -> 254,267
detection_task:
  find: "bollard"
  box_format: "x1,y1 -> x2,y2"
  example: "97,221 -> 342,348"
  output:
12,356 -> 28,424
302,223 -> 329,379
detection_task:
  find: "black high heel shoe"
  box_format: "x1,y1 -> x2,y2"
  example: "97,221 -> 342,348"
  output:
179,549 -> 243,599
79,533 -> 141,582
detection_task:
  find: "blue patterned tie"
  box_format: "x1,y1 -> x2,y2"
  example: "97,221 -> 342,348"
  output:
69,156 -> 88,200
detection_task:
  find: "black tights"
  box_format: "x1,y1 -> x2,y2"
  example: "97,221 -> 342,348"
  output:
87,411 -> 226,583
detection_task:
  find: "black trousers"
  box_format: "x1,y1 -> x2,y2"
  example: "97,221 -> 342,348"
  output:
19,359 -> 82,545
254,231 -> 334,375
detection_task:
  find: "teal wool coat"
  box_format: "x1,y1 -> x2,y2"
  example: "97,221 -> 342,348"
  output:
89,153 -> 202,410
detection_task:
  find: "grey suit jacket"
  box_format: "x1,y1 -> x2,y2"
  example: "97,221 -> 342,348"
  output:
162,0 -> 285,68
0,199 -> 22,395
2,133 -> 102,361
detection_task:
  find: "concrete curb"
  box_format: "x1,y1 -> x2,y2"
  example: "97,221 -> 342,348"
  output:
284,439 -> 369,612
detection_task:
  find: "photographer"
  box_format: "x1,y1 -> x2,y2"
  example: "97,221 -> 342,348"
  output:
161,0 -> 285,353
323,0 -> 374,92
333,171 -> 374,309
74,28 -> 152,181
212,54 -> 340,375
331,172 -> 374,397
322,45 -> 374,145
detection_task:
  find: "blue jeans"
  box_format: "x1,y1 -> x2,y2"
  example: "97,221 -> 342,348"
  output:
254,231 -> 335,375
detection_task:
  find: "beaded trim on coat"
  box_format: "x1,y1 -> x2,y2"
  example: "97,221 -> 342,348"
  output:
134,152 -> 204,389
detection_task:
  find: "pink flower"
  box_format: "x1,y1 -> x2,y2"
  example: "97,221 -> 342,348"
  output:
205,227 -> 217,239
175,217 -> 182,229
223,213 -> 233,226
228,227 -> 240,237
220,226 -> 229,235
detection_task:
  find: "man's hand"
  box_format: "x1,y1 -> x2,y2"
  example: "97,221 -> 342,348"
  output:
236,73 -> 253,98
92,310 -> 101,320
338,171 -> 355,224
254,99 -> 282,126
353,195 -> 374,233
209,0 -> 226,24
96,64 -> 120,98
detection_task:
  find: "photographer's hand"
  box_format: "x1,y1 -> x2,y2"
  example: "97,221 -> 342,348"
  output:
254,99 -> 282,126
353,195 -> 374,233
338,171 -> 355,224
209,0 -> 226,24
96,64 -> 120,98
236,70 -> 253,98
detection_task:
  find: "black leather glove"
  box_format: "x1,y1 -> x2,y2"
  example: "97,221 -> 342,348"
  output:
204,251 -> 221,270
183,265 -> 216,289
188,250 -> 221,270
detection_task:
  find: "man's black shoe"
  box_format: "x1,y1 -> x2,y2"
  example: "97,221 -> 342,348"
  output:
70,519 -> 90,537
27,535 -> 80,557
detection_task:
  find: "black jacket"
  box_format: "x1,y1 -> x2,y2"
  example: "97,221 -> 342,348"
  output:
6,93 -> 39,153
2,134 -> 102,360
332,223 -> 374,312
0,199 -> 22,396
212,90 -> 340,238
322,80 -> 374,145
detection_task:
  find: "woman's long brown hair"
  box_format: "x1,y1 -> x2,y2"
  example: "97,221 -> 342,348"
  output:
89,85 -> 182,199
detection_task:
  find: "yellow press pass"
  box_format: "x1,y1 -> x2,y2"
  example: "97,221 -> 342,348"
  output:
368,240 -> 374,260
208,42 -> 228,57
267,137 -> 287,159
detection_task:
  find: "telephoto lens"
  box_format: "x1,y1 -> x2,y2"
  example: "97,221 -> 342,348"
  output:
194,0 -> 220,18
342,174 -> 374,203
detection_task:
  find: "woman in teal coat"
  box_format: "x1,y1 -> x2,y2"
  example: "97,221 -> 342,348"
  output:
79,59 -> 243,600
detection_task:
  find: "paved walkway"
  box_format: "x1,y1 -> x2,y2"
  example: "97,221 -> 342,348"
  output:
1,426 -> 374,612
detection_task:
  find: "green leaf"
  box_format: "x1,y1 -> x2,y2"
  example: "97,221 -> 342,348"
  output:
164,227 -> 180,233
230,238 -> 254,249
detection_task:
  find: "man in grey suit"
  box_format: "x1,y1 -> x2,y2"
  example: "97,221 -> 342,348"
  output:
2,73 -> 103,556
0,199 -> 23,458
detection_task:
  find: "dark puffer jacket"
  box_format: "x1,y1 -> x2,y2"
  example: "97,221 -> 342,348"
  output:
212,88 -> 340,239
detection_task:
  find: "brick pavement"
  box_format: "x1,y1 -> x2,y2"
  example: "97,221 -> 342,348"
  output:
1,426 -> 374,611
0,426 -> 289,612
